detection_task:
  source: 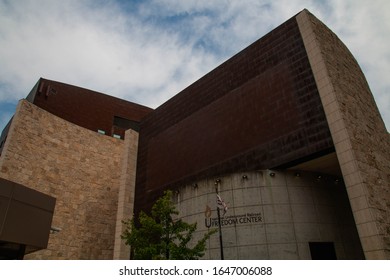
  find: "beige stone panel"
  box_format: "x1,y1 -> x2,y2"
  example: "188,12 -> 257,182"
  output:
339,156 -> 358,175
360,235 -> 385,252
353,208 -> 374,225
364,250 -> 387,260
113,129 -> 139,260
348,184 -> 366,200
357,222 -> 379,238
343,172 -> 363,189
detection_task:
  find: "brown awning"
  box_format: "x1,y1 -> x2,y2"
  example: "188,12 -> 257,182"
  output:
0,178 -> 56,259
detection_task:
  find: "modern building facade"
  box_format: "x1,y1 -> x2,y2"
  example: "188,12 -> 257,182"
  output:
0,9 -> 389,259
0,79 -> 152,259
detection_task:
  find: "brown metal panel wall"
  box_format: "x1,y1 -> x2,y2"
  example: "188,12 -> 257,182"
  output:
0,178 -> 55,252
135,14 -> 334,213
31,78 -> 153,138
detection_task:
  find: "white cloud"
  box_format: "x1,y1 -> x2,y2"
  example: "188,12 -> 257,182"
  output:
321,0 -> 390,131
0,0 -> 218,106
0,0 -> 388,131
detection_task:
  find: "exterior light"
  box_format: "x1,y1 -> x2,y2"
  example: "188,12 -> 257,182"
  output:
269,172 -> 275,177
295,172 -> 300,177
50,226 -> 62,234
242,175 -> 248,180
215,178 -> 221,185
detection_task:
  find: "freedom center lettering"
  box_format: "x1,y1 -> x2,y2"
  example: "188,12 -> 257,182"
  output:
205,208 -> 263,228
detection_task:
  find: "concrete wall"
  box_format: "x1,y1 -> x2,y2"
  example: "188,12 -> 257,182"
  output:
297,9 -> 390,259
0,100 -> 124,259
175,170 -> 364,259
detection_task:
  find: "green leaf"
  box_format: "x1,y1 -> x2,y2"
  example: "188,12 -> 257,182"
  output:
121,190 -> 216,259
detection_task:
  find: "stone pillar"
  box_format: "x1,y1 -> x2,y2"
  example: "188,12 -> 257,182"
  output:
297,10 -> 390,259
113,129 -> 139,259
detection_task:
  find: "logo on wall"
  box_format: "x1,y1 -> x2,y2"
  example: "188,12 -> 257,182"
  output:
204,205 -> 263,228
205,205 -> 212,218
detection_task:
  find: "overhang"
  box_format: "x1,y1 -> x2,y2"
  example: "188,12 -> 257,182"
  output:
0,178 -> 56,259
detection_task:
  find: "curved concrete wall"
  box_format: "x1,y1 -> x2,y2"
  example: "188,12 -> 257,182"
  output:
175,170 -> 364,259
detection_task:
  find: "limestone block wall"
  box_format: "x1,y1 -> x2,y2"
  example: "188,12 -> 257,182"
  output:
0,100 -> 124,259
297,10 -> 390,259
175,170 -> 364,260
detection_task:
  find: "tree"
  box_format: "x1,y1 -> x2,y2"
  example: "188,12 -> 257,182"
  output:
122,190 -> 216,260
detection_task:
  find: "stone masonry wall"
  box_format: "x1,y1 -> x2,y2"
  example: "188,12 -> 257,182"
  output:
297,10 -> 390,259
0,100 -> 124,259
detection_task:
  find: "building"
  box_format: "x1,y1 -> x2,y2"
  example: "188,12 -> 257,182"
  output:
0,9 -> 389,259
0,79 -> 152,259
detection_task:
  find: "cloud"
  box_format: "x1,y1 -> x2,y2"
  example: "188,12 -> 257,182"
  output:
0,0 -> 219,106
0,0 -> 389,131
321,0 -> 390,130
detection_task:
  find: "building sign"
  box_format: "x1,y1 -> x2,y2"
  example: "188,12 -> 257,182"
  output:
204,205 -> 263,228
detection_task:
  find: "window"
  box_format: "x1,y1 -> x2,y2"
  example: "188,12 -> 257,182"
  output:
113,134 -> 121,139
97,129 -> 106,135
113,116 -> 140,132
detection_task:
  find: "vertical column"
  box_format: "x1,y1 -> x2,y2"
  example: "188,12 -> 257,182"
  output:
113,129 -> 139,259
296,10 -> 388,259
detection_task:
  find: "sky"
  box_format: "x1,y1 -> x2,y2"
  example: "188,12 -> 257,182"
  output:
0,0 -> 389,133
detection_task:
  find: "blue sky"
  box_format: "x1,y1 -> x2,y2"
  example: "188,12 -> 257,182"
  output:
1,0 -> 389,132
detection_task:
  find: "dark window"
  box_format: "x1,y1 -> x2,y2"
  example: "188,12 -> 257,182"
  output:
113,116 -> 140,132
309,242 -> 337,260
